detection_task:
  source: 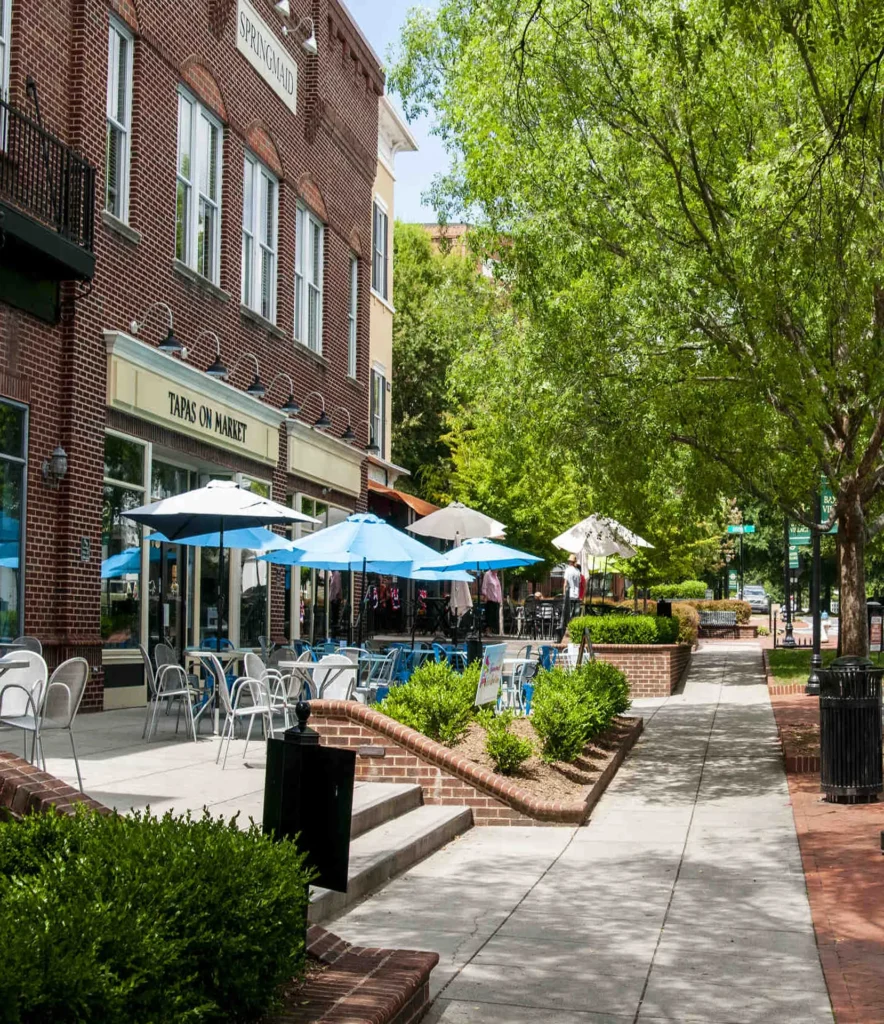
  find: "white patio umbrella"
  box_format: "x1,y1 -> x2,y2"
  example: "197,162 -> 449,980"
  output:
124,481 -> 316,649
553,515 -> 653,606
407,501 -> 506,542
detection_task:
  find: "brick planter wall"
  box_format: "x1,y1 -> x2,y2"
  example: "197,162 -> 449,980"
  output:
308,700 -> 643,825
590,644 -> 692,698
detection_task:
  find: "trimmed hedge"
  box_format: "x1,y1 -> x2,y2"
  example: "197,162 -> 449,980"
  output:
631,581 -> 708,600
531,660 -> 631,762
684,599 -> 752,624
671,602 -> 700,646
568,614 -> 680,645
0,808 -> 313,1024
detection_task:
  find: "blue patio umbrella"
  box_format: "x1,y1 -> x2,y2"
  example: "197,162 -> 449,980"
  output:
150,526 -> 290,553
260,513 -> 472,642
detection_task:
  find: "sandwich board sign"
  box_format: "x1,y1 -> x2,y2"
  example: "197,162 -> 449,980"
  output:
475,643 -> 507,706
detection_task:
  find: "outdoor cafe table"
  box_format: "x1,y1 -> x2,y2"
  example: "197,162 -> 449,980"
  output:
278,659 -> 354,700
187,649 -> 248,735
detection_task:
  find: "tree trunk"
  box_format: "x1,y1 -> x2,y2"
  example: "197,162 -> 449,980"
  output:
838,496 -> 868,657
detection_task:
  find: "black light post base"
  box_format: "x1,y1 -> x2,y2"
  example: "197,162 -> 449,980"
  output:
806,652 -> 822,695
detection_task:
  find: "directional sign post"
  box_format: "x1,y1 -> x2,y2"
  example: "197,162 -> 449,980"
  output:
789,525 -> 811,546
726,524 -> 755,595
820,482 -> 838,534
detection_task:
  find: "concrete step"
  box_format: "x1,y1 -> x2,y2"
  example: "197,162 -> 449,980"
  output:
350,782 -> 423,839
310,804 -> 473,923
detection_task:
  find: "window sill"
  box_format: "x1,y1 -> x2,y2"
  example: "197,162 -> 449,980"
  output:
293,340 -> 329,369
102,210 -> 141,246
240,304 -> 286,339
172,259 -> 230,303
371,289 -> 395,314
345,374 -> 364,390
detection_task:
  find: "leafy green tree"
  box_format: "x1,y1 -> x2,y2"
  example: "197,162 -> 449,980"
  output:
393,0 -> 884,654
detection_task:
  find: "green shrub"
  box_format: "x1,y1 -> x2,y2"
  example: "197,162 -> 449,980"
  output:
530,661 -> 630,762
379,660 -> 480,745
671,602 -> 700,646
0,807 -> 313,1024
568,614 -> 679,645
482,709 -> 534,775
630,581 -> 708,600
684,599 -> 752,624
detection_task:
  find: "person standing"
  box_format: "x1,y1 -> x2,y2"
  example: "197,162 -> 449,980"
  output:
562,553 -> 581,639
481,570 -> 503,635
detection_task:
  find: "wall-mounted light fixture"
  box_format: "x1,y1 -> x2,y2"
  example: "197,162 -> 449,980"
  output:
273,0 -> 318,54
222,352 -> 266,398
354,418 -> 380,455
331,407 -> 357,442
130,301 -> 184,356
42,446 -> 68,488
201,333 -> 229,380
300,391 -> 331,428
266,373 -> 301,415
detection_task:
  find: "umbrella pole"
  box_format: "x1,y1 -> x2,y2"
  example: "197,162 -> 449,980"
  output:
357,558 -> 366,647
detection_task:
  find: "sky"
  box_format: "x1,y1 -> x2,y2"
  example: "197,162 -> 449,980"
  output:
341,0 -> 448,223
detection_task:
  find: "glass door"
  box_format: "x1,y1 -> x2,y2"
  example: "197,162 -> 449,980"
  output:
149,461 -> 194,659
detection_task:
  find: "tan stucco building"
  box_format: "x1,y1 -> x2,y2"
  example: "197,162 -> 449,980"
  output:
366,96 -> 418,490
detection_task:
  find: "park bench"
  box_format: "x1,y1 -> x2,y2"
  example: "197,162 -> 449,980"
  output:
698,610 -> 738,637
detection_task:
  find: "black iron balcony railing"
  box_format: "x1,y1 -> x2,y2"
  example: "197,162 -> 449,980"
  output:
0,97 -> 95,253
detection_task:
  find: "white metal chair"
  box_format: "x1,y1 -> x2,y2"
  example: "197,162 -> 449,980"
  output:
1,658 -> 88,792
0,650 -> 48,759
245,651 -> 290,726
142,644 -> 198,743
312,654 -> 356,701
12,636 -> 42,655
207,654 -> 278,768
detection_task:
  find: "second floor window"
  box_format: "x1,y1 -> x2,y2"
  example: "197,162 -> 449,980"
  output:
241,155 -> 278,323
294,204 -> 324,353
176,90 -> 222,284
348,255 -> 358,378
0,1 -> 12,104
372,200 -> 389,300
371,367 -> 386,457
105,18 -> 133,220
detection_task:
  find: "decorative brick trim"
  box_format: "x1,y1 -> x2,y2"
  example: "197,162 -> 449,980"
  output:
590,644 -> 692,698
267,925 -> 438,1024
0,752 -> 109,819
308,702 -> 643,825
763,650 -> 815,694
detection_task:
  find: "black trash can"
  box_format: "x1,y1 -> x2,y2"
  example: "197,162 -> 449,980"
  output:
818,656 -> 883,803
656,599 -> 672,619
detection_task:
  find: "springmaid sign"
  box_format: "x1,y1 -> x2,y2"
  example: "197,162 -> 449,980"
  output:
237,0 -> 298,115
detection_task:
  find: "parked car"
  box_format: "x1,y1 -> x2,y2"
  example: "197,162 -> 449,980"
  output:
741,585 -> 770,613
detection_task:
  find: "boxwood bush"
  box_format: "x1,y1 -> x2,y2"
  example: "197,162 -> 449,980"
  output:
379,660 -> 481,745
684,599 -> 752,624
478,708 -> 534,775
568,614 -> 679,645
531,660 -> 631,763
630,581 -> 708,600
0,807 -> 313,1024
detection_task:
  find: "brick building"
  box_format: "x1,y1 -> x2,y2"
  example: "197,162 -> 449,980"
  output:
0,0 -> 387,709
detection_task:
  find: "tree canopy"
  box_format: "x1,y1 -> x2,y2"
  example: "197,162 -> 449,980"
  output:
392,0 -> 884,652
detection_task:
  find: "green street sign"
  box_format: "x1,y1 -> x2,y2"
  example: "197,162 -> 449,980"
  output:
727,524 -> 756,534
821,482 -> 838,534
789,525 -> 811,546
727,568 -> 739,594
789,544 -> 800,569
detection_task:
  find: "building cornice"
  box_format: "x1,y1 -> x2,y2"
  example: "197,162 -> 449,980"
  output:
285,417 -> 366,465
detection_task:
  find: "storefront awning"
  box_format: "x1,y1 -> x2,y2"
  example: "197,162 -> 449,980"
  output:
367,481 -> 439,518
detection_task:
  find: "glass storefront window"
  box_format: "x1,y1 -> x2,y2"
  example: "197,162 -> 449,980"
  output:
149,461 -> 194,656
101,475 -> 145,648
104,434 -> 144,487
0,402 -> 25,643
294,497 -> 351,642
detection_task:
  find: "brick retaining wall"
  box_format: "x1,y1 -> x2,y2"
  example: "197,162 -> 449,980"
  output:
590,644 -> 692,698
698,624 -> 759,640
308,701 -> 643,825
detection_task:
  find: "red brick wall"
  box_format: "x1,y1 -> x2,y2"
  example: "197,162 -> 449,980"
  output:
592,644 -> 692,698
2,1 -> 384,705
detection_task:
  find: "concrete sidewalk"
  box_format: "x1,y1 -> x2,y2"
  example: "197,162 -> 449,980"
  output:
331,643 -> 834,1023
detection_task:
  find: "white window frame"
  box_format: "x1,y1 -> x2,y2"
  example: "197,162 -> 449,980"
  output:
372,198 -> 389,301
105,17 -> 134,221
0,1 -> 12,105
294,203 -> 324,353
370,365 -> 386,457
242,153 -> 278,323
176,88 -> 223,284
348,254 -> 358,378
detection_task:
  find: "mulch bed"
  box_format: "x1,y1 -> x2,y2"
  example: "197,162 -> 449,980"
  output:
449,715 -> 636,804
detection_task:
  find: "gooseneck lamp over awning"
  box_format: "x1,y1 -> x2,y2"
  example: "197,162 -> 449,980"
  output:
353,418 -> 379,454
202,332 -> 229,379
130,301 -> 184,355
331,406 -> 357,442
299,390 -> 330,428
226,352 -> 265,398
266,372 -> 301,416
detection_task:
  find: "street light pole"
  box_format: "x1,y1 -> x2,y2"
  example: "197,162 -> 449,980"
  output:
807,492 -> 822,694
739,530 -> 744,599
783,517 -> 796,648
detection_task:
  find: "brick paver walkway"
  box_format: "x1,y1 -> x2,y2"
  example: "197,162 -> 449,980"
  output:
331,644 -> 833,1022
772,694 -> 884,1024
